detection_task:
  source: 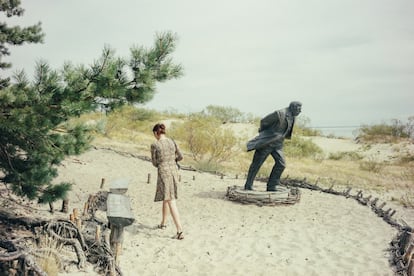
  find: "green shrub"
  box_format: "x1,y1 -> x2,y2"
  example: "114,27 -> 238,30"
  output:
170,114 -> 239,166
284,136 -> 323,158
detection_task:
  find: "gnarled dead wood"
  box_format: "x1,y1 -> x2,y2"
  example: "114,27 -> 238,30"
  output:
45,220 -> 87,268
0,240 -> 47,276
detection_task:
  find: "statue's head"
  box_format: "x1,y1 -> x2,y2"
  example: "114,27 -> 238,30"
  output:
288,101 -> 302,116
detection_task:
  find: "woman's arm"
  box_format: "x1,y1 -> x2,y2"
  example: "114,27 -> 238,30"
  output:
150,144 -> 158,167
174,142 -> 183,162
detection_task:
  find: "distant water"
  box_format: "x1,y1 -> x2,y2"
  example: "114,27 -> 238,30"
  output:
310,126 -> 359,139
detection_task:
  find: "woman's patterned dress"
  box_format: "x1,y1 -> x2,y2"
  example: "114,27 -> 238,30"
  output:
151,137 -> 183,202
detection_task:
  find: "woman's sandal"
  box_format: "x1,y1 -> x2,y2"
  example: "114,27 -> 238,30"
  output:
173,232 -> 184,240
157,224 -> 167,230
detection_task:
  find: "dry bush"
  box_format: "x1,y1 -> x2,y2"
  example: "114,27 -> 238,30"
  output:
356,118 -> 413,143
399,190 -> 414,208
33,236 -> 64,276
359,157 -> 385,173
170,114 -> 239,168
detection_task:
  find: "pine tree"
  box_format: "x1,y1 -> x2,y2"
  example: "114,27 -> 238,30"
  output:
0,1 -> 183,205
0,0 -> 44,89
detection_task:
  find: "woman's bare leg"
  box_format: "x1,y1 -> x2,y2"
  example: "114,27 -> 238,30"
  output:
160,201 -> 169,226
167,200 -> 183,233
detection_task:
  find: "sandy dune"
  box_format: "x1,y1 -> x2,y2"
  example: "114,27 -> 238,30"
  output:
53,141 -> 412,276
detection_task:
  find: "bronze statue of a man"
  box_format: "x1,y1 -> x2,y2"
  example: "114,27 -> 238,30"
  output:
244,101 -> 302,191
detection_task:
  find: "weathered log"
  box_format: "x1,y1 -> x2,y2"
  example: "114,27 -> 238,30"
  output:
0,207 -> 48,229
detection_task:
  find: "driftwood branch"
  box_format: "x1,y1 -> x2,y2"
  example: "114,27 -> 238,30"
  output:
45,220 -> 87,268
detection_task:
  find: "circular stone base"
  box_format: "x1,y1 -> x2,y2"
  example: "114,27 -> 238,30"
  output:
226,184 -> 300,206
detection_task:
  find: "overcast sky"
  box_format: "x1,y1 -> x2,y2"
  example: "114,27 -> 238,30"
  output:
4,0 -> 414,135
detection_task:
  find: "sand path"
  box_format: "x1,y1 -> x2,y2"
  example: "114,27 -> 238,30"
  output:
55,146 -> 406,275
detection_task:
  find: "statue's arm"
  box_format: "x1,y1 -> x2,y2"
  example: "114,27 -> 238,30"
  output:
259,111 -> 280,131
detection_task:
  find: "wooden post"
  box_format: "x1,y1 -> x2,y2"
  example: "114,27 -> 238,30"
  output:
179,175 -> 181,182
220,174 -> 224,179
76,218 -> 82,229
73,208 -> 79,220
235,174 -> 238,179
49,202 -> 54,213
82,202 -> 89,216
61,199 -> 69,213
193,175 -> 195,181
147,173 -> 151,184
109,224 -> 124,264
115,243 -> 122,265
95,225 -> 101,245
100,178 -> 106,189
69,214 -> 74,223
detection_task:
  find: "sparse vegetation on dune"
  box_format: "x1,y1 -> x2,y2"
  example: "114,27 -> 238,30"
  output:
356,117 -> 414,143
78,106 -> 414,208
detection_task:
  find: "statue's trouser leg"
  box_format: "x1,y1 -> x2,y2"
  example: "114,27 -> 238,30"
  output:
244,149 -> 271,190
267,150 -> 286,190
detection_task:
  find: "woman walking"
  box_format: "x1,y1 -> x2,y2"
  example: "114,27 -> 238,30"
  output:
150,123 -> 184,240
